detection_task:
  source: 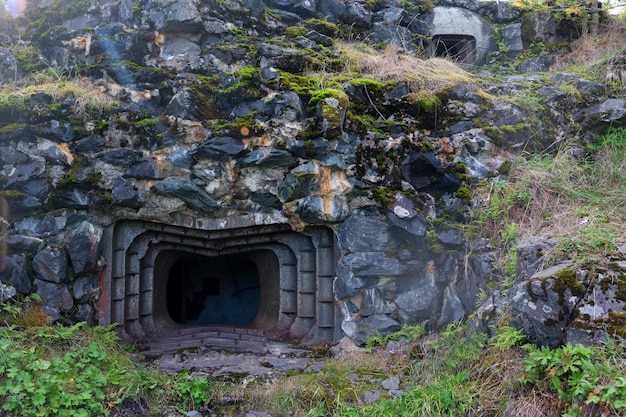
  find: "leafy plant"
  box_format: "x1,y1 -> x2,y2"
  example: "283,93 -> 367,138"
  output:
0,322 -> 209,416
365,323 -> 426,352
523,342 -> 626,415
175,373 -> 211,412
490,326 -> 527,351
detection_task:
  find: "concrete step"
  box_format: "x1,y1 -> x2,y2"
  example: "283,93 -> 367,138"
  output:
138,325 -> 307,358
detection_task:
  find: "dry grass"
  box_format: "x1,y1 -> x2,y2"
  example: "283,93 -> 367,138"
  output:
0,73 -> 118,120
551,17 -> 626,84
337,42 -> 475,93
503,391 -> 564,417
206,348 -> 413,416
510,144 -> 626,249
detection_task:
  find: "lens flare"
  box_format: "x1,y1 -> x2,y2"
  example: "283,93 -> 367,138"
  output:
7,0 -> 27,17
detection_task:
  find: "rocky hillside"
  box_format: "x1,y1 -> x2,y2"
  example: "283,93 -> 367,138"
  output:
0,0 -> 626,348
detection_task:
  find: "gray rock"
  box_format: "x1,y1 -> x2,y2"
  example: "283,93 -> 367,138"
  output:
0,146 -> 29,165
33,245 -> 68,284
343,252 -> 405,277
0,46 -> 16,83
521,12 -> 571,45
468,289 -> 507,335
517,53 -> 555,73
13,213 -> 68,238
124,161 -> 164,179
371,23 -> 414,52
509,263 -> 581,346
381,376 -> 400,390
395,274 -> 438,324
72,276 -> 100,301
293,0 -> 317,17
5,193 -> 43,218
67,221 -> 103,275
277,173 -> 317,202
44,144 -> 70,166
166,88 -> 201,120
158,0 -> 202,31
98,149 -> 143,166
389,389 -> 403,398
318,0 -> 346,22
52,187 -> 91,209
401,151 -> 461,193
0,254 -> 31,294
338,214 -> 398,252
359,288 -> 389,316
362,390 -> 381,403
575,79 -> 605,99
334,268 -> 371,299
12,178 -> 50,201
192,136 -> 246,160
438,227 -> 462,245
6,234 -> 44,253
72,135 -> 106,153
250,192 -> 282,210
297,196 -> 348,223
342,1 -> 372,28
0,282 -> 16,302
491,102 -> 525,126
341,314 -> 402,345
575,98 -> 626,133
35,279 -> 73,317
160,37 -> 201,58
71,303 -> 96,324
4,161 -> 46,187
289,138 -> 329,159
111,177 -> 141,208
565,272 -> 626,345
240,0 -> 265,16
515,235 -> 559,281
240,148 -> 296,168
437,286 -> 466,327
500,23 -> 523,52
255,43 -> 313,73
151,178 -> 220,212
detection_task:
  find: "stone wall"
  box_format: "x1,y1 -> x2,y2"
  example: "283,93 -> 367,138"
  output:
1,0 -> 625,347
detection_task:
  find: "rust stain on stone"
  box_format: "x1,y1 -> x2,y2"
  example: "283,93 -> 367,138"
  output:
56,142 -> 74,165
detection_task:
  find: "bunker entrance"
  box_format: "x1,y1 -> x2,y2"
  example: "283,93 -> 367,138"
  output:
166,253 -> 262,325
432,35 -> 477,65
103,220 -> 339,347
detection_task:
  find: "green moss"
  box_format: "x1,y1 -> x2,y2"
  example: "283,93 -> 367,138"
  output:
310,89 -> 349,126
606,310 -> 626,337
373,187 -> 396,208
613,274 -> 626,302
546,266 -> 585,306
0,190 -> 25,199
455,186 -> 472,203
303,18 -> 339,37
406,92 -> 441,113
481,123 -> 527,147
285,26 -> 308,38
347,78 -> 386,93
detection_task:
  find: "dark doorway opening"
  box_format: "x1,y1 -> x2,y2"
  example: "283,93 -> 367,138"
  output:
432,35 -> 477,65
166,253 -> 261,325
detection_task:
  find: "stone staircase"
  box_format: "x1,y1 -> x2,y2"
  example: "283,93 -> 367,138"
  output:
137,325 -> 309,358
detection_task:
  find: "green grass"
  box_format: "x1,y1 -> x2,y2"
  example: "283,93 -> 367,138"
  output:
469,127 -> 626,281
0,299 -> 211,416
2,298 -> 626,417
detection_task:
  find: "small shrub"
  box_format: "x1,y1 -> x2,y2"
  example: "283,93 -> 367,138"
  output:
523,342 -> 626,415
365,323 -> 426,352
